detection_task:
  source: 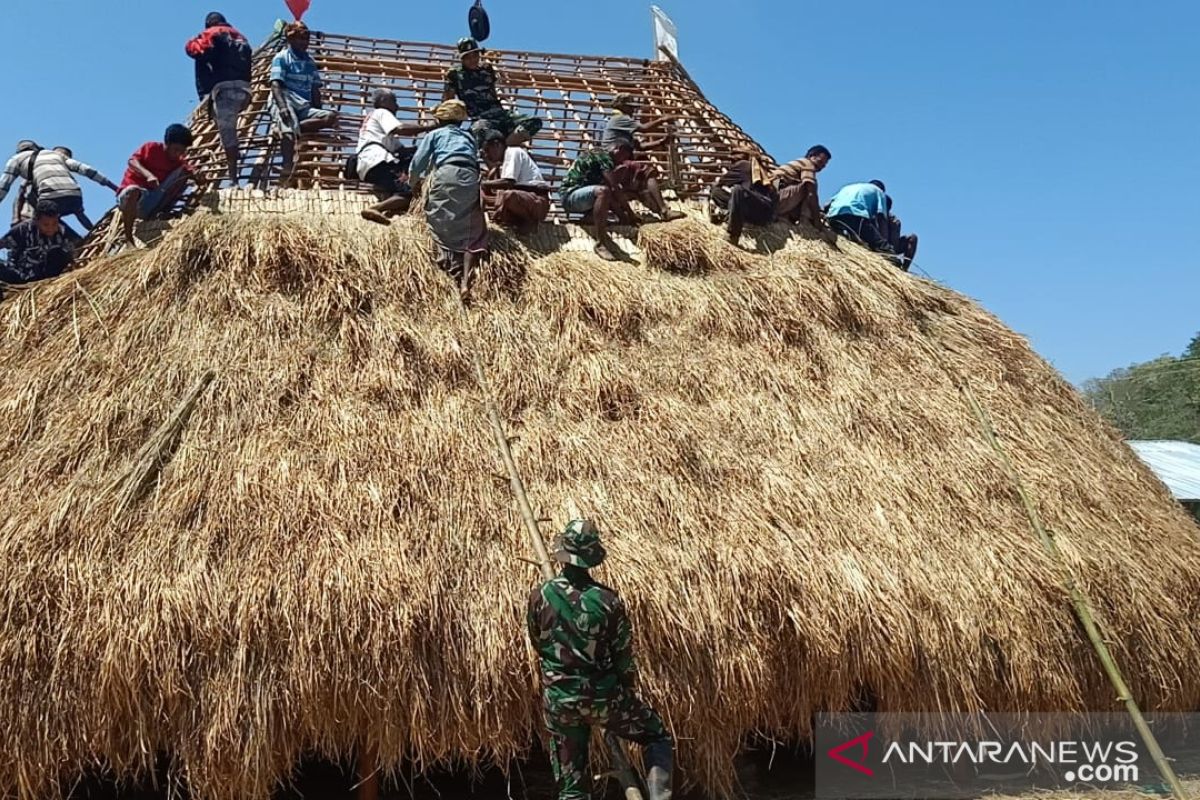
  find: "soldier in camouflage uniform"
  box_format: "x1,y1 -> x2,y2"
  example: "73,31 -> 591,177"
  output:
527,519 -> 674,800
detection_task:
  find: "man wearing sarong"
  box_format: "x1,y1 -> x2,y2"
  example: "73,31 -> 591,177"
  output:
445,38 -> 542,147
409,99 -> 489,302
479,128 -> 550,233
528,520 -> 674,800
771,144 -> 831,227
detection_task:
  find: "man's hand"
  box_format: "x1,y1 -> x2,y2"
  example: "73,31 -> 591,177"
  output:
144,177 -> 161,190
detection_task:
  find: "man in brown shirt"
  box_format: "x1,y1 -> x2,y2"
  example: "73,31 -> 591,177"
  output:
771,144 -> 831,227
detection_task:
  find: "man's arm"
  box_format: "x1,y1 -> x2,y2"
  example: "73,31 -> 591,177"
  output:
0,155 -> 25,205
128,158 -> 161,188
610,598 -> 636,687
65,158 -> 119,192
408,133 -> 436,184
311,84 -> 324,111
635,115 -> 681,133
443,71 -> 458,102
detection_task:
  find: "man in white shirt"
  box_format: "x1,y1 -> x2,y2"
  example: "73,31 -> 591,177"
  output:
479,128 -> 550,233
357,89 -> 431,225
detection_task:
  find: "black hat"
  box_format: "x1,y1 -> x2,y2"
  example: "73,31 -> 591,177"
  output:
468,0 -> 491,42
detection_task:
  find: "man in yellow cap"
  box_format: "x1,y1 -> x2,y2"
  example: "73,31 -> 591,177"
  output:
409,99 -> 488,301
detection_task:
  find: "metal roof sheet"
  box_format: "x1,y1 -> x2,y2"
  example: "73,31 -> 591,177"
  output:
1129,441 -> 1200,502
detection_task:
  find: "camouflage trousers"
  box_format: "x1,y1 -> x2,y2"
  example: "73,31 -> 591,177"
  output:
544,690 -> 673,800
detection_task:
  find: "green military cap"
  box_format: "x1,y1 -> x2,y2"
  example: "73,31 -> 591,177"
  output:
554,519 -> 607,568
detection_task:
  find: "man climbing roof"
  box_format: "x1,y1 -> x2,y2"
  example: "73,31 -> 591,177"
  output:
444,38 -> 542,146
601,94 -> 679,153
269,21 -> 339,186
0,199 -> 78,286
186,12 -> 254,186
527,519 -> 674,800
825,179 -> 896,257
0,141 -> 118,231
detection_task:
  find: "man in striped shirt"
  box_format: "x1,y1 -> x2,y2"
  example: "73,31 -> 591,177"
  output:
0,141 -> 118,231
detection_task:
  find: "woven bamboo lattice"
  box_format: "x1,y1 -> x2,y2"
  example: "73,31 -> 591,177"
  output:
76,27 -> 774,263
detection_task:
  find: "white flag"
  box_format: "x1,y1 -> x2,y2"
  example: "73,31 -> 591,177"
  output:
651,6 -> 679,61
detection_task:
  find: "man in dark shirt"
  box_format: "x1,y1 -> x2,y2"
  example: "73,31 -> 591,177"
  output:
444,38 -> 542,146
186,12 -> 254,186
0,200 -> 77,285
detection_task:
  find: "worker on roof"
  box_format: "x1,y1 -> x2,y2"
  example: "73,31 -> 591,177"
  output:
601,93 -> 679,154
825,179 -> 897,257
771,145 -> 831,228
528,520 -> 675,800
117,125 -> 196,248
883,195 -> 918,272
707,149 -> 778,247
444,38 -> 543,147
560,145 -> 633,262
0,200 -> 78,287
269,21 -> 339,187
409,99 -> 489,302
479,128 -> 551,233
356,89 -> 418,226
186,12 -> 253,187
0,141 -> 118,232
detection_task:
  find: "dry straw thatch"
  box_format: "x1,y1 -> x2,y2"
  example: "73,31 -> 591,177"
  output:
1,209 -> 1198,799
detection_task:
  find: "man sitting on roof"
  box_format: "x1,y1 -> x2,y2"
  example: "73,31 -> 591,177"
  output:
479,129 -> 550,234
0,141 -> 118,232
528,520 -> 674,800
707,150 -> 778,248
883,194 -> 918,272
0,200 -> 77,286
409,100 -> 489,302
771,145 -> 831,228
825,179 -> 896,257
117,125 -> 196,247
187,12 -> 254,187
561,146 -> 631,262
444,38 -> 543,147
270,21 -> 339,186
356,89 -> 419,226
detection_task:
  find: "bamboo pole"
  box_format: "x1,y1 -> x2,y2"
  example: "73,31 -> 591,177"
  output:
957,377 -> 1189,800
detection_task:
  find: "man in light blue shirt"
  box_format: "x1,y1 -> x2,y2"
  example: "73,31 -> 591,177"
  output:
269,21 -> 339,184
826,179 -> 895,255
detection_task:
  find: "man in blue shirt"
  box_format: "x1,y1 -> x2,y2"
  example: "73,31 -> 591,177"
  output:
825,179 -> 895,256
269,21 -> 339,185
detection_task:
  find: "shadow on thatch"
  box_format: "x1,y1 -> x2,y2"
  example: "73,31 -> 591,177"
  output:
1,211 -> 1199,800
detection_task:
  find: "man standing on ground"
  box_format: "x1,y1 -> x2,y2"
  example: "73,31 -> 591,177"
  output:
0,141 -> 118,231
479,129 -> 550,233
187,12 -> 254,187
0,200 -> 77,285
528,520 -> 674,800
270,21 -> 339,185
771,145 -> 831,228
825,179 -> 895,255
117,125 -> 196,247
444,38 -> 542,147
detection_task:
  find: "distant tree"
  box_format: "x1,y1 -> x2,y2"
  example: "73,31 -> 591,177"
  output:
1084,333 -> 1200,443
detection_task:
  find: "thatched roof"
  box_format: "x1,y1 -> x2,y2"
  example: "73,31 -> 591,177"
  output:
1,204 -> 1198,799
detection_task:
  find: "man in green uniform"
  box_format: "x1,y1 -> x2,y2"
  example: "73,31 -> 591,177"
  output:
527,519 -> 674,800
444,38 -> 543,146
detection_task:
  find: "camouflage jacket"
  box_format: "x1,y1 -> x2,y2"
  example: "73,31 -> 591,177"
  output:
527,570 -> 635,700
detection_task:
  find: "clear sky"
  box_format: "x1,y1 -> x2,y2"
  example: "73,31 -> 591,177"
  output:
1,0 -> 1197,384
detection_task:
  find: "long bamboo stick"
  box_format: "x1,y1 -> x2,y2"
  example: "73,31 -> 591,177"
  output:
958,377 -> 1189,800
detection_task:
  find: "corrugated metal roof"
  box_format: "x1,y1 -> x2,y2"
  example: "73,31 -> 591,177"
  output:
1129,441 -> 1200,502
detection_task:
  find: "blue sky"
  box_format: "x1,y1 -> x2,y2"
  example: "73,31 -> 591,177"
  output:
2,0 -> 1197,383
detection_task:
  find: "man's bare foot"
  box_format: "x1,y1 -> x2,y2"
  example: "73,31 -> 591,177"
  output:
661,209 -> 687,222
361,209 -> 391,226
594,242 -> 619,261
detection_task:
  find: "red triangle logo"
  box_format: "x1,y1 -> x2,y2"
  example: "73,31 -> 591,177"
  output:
827,731 -> 875,777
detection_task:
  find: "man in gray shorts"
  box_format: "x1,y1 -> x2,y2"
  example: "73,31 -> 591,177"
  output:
187,12 -> 254,186
269,21 -> 339,185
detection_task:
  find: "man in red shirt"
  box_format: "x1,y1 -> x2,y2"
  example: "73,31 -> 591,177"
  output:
118,124 -> 195,246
